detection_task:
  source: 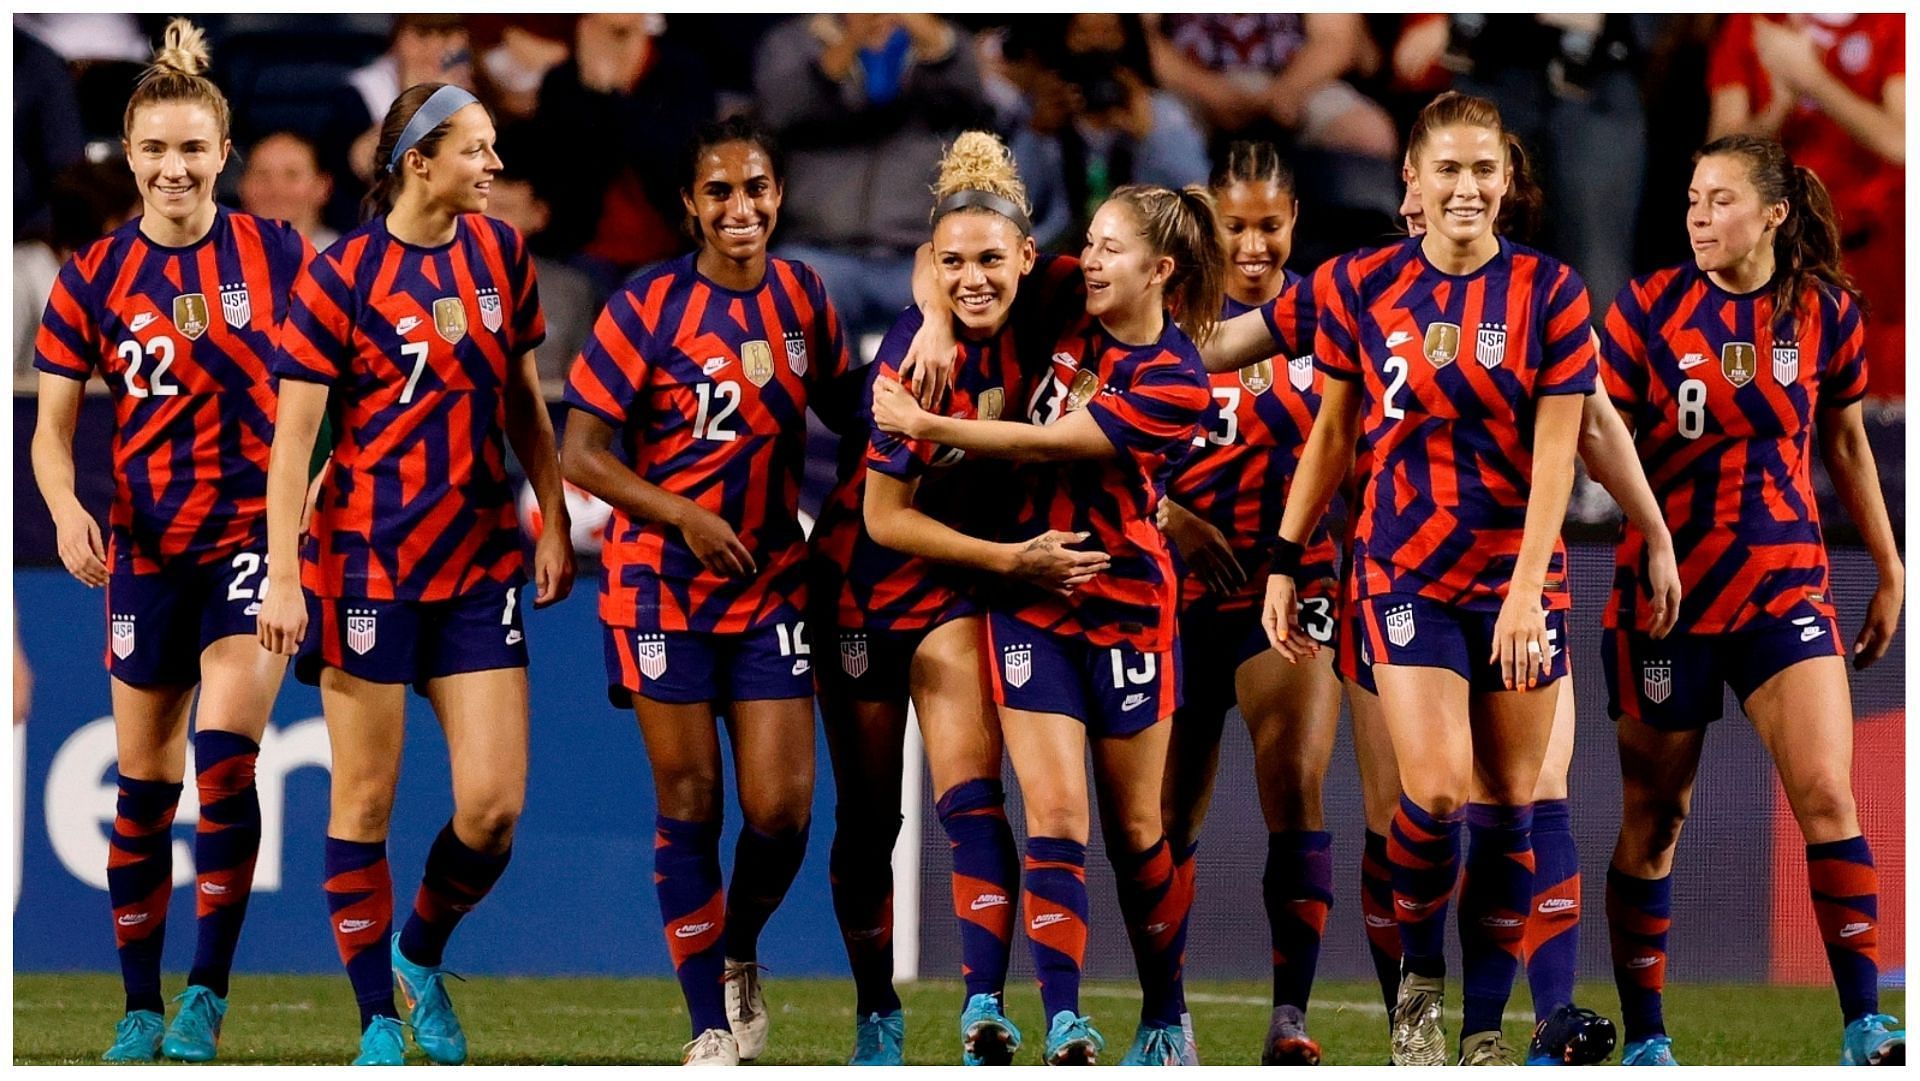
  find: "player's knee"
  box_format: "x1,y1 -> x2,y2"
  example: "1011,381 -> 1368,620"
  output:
329,795 -> 394,839
454,800 -> 522,852
1025,802 -> 1089,843
1621,791 -> 1688,860
654,767 -> 723,823
1103,809 -> 1163,855
1789,773 -> 1858,837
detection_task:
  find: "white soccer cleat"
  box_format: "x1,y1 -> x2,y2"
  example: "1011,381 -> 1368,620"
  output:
682,1028 -> 740,1067
723,959 -> 769,1061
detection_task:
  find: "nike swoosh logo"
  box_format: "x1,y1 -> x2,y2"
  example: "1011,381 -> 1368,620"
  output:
395,316 -> 422,336
1386,331 -> 1413,348
130,313 -> 157,332
1840,922 -> 1870,938
117,912 -> 150,926
1677,353 -> 1711,370
337,918 -> 376,934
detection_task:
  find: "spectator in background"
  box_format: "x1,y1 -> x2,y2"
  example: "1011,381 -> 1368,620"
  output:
316,14 -> 472,228
755,14 -> 987,339
14,160 -> 137,380
14,26 -> 87,242
1708,13 -> 1904,401
237,131 -> 338,250
532,13 -> 713,294
466,16 -> 573,120
485,128 -> 597,385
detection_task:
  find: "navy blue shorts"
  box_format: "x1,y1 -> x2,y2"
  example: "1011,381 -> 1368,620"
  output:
1178,576 -> 1338,723
817,610 -> 985,704
1602,607 -> 1843,730
298,582 -> 528,695
1335,581 -> 1378,697
604,616 -> 813,708
1357,592 -> 1569,694
985,610 -> 1179,738
106,549 -> 271,687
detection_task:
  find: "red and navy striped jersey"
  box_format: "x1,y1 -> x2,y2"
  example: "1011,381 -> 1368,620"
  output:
275,213 -> 544,601
1006,311 -> 1213,652
34,207 -> 312,573
1167,268 -> 1338,611
1316,236 -> 1595,612
1599,264 -> 1867,634
565,253 -> 854,633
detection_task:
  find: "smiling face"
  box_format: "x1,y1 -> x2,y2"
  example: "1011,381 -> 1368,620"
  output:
933,210 -> 1036,337
124,101 -> 229,226
238,133 -> 330,228
1411,124 -> 1507,248
404,102 -> 498,215
1687,152 -> 1784,281
682,140 -> 781,263
1081,200 -> 1170,322
1214,178 -> 1295,304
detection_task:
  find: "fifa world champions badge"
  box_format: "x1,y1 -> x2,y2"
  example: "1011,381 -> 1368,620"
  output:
1239,359 -> 1274,395
1423,321 -> 1460,368
741,340 -> 775,387
1721,341 -> 1757,388
173,293 -> 210,340
433,297 -> 468,345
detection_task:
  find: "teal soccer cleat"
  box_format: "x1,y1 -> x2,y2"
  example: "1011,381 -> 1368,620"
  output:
1841,1014 -> 1905,1065
391,934 -> 467,1065
353,1016 -> 407,1066
102,1009 -> 165,1062
1119,1022 -> 1184,1066
161,985 -> 227,1061
850,1010 -> 905,1065
1621,1035 -> 1680,1066
960,993 -> 1022,1065
1043,1010 -> 1106,1066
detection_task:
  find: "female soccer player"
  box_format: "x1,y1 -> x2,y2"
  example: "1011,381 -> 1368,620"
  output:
812,131 -> 1105,1065
256,83 -> 572,1066
1599,135 -> 1904,1068
875,184 -> 1219,1066
30,20 -> 311,1063
560,116 -> 851,1068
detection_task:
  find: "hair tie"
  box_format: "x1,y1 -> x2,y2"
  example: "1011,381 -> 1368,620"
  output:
931,189 -> 1031,235
387,85 -> 479,175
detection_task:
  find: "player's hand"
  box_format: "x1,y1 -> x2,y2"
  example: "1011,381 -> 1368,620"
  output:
1492,590 -> 1550,690
896,317 -> 956,409
677,504 -> 756,578
1852,568 -> 1902,670
1751,17 -> 1823,93
1261,573 -> 1315,661
1158,499 -> 1246,596
255,577 -> 308,657
52,504 -> 108,588
531,516 -> 576,607
870,376 -> 929,439
1643,537 -> 1682,640
1006,530 -> 1109,597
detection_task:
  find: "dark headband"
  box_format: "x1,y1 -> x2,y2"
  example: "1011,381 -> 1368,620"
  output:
931,189 -> 1031,235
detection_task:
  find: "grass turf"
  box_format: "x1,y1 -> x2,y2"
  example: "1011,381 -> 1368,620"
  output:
13,973 -> 1901,1065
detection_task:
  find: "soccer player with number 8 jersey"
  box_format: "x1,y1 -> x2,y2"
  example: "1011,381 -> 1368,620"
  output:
30,20 -> 311,1064
257,82 -> 573,1065
1597,134 -> 1904,1068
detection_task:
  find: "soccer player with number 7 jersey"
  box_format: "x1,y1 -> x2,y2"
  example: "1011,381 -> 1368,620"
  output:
1597,135 -> 1904,1068
257,83 -> 574,1066
30,21 -> 310,1064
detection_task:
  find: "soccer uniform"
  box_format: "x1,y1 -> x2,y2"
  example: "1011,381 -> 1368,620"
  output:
33,207 -> 312,686
1598,265 -> 1864,727
275,213 -> 544,692
1316,236 -> 1596,692
984,311 -> 1212,736
565,253 -> 853,707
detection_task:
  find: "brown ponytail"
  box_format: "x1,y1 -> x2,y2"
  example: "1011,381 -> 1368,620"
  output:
1497,133 -> 1543,243
1696,134 -> 1861,335
362,83 -> 468,221
123,18 -> 230,142
1105,184 -> 1227,345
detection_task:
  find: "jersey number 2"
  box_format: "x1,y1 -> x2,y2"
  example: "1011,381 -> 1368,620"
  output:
118,338 -> 179,399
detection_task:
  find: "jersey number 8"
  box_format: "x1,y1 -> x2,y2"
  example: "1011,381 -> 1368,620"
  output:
1676,378 -> 1707,440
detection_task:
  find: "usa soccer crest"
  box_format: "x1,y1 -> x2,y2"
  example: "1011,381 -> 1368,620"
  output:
1642,661 -> 1672,705
977,387 -> 1004,421
1772,341 -> 1800,387
1721,342 -> 1756,388
1003,645 -> 1032,689
220,283 -> 251,329
477,287 -> 503,333
839,635 -> 869,679
636,633 -> 668,680
1423,322 -> 1460,368
110,615 -> 136,660
1385,604 -> 1416,648
1288,354 -> 1314,392
1476,323 -> 1507,369
1239,359 -> 1273,395
784,330 -> 808,377
346,609 -> 378,655
433,297 -> 468,344
173,293 -> 210,340
741,340 -> 775,387
1065,369 -> 1101,412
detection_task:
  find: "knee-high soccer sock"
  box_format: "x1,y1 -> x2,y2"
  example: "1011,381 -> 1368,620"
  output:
1111,837 -> 1185,1028
828,808 -> 903,1016
724,822 -> 810,963
1605,867 -> 1671,1044
1522,798 -> 1580,1021
1361,829 -> 1403,1014
109,776 -> 183,1015
188,731 -> 261,998
656,816 -> 728,1037
936,779 -> 1020,1005
1023,837 -> 1089,1021
1459,803 -> 1535,1037
1265,830 -> 1333,1015
1169,839 -> 1198,1021
323,837 -> 397,1028
1389,795 -> 1463,980
398,822 -> 513,968
1807,836 -> 1881,1023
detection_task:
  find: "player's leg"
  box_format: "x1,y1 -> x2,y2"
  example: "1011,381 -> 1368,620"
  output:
724,691 -> 816,1059
1347,675 -> 1404,1020
1092,711 -> 1181,1066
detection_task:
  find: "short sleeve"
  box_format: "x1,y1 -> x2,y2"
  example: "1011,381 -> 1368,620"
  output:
32,256 -> 104,380
1261,263 -> 1322,359
1598,280 -> 1652,417
864,307 -> 931,480
274,253 -> 356,386
1536,263 -> 1597,397
265,222 -> 316,324
1818,291 -> 1869,408
562,286 -> 652,427
1312,255 -> 1362,383
505,222 -> 546,355
801,263 -> 859,434
1085,350 -> 1211,460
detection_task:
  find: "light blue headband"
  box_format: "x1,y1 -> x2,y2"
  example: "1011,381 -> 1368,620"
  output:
387,85 -> 479,174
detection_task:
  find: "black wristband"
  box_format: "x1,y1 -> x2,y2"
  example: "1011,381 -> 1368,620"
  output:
1271,537 -> 1305,578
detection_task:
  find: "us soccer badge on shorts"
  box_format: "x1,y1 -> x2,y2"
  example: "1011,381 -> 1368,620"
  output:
173,292 -> 210,340
1641,658 -> 1673,705
434,296 -> 468,344
742,339 -> 775,387
1002,642 -> 1032,689
1423,321 -> 1460,368
636,632 -> 668,680
1721,341 -> 1756,387
220,283 -> 252,329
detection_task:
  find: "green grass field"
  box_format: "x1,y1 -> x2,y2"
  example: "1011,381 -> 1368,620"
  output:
14,973 -> 1901,1065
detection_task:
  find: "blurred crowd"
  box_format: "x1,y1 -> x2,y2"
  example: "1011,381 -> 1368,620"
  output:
13,13 -> 1906,405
